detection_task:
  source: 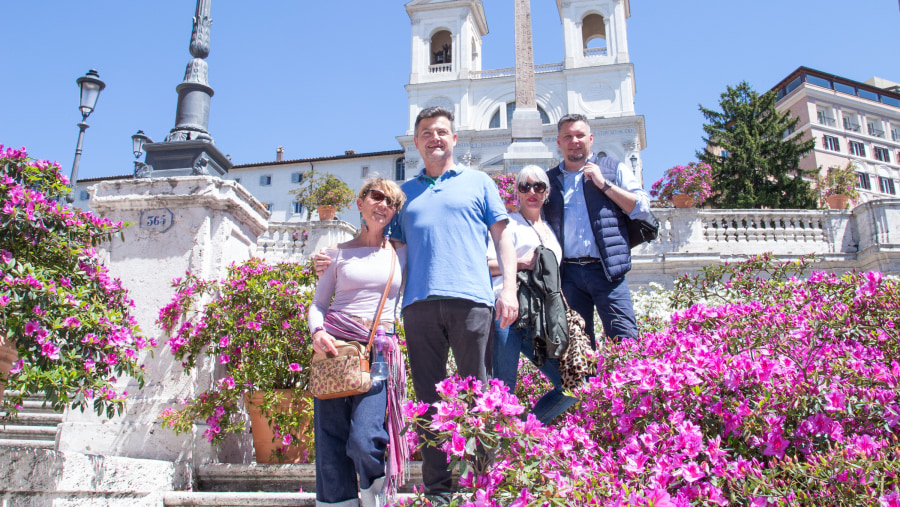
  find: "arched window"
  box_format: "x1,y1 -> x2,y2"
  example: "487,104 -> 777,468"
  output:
582,14 -> 607,57
395,158 -> 405,181
430,30 -> 452,65
489,102 -> 551,129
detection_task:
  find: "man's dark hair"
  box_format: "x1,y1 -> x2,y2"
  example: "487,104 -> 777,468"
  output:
557,113 -> 589,134
415,106 -> 455,135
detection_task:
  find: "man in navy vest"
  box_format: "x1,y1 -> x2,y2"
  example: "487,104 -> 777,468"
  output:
544,114 -> 651,345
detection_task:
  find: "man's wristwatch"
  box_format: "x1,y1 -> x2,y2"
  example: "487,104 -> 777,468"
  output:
600,180 -> 612,192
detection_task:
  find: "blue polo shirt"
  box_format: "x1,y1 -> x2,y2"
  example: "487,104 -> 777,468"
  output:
391,164 -> 508,309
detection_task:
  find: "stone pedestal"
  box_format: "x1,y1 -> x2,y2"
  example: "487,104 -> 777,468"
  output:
56,177 -> 269,474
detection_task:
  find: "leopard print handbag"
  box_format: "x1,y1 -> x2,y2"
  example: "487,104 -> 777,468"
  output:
558,299 -> 597,391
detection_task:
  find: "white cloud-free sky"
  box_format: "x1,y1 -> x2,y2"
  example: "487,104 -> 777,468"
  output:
1,1 -> 897,188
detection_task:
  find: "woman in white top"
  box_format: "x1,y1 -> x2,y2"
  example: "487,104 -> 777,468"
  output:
308,177 -> 407,507
487,165 -> 576,425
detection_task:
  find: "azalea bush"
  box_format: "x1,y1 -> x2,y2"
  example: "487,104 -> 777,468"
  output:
651,161 -> 714,206
397,256 -> 900,506
291,167 -> 355,218
491,173 -> 518,209
157,257 -> 317,460
0,145 -> 151,419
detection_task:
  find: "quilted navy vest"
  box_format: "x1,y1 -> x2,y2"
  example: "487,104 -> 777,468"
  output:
545,155 -> 632,282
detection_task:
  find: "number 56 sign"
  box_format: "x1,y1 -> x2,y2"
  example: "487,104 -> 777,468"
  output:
139,208 -> 174,233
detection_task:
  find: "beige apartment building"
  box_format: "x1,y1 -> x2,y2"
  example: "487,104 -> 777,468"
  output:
772,66 -> 900,203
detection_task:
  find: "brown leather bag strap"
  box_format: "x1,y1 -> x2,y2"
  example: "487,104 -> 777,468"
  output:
365,244 -> 397,355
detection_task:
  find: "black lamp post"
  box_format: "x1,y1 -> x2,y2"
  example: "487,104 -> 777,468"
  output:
629,154 -> 638,170
131,130 -> 153,178
67,69 -> 106,203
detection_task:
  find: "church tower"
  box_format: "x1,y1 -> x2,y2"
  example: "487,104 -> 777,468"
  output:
406,0 -> 488,86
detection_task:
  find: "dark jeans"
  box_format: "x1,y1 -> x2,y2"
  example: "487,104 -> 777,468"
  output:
402,298 -> 494,496
492,321 -> 576,425
314,381 -> 387,505
561,262 -> 638,346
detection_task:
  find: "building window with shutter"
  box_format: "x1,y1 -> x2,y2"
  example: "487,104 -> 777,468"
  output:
849,141 -> 866,157
874,147 -> 890,162
822,135 -> 840,152
879,177 -> 896,195
361,166 -> 370,178
857,172 -> 872,190
395,158 -> 405,181
260,175 -> 272,186
291,172 -> 303,183
293,201 -> 304,214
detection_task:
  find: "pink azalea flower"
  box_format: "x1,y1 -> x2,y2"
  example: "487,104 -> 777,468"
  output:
219,354 -> 230,364
41,342 -> 60,360
763,433 -> 789,458
824,390 -> 846,412
289,363 -> 301,372
678,461 -> 706,483
9,359 -> 24,375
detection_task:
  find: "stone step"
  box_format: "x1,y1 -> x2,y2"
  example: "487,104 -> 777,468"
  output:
1,394 -> 64,413
0,438 -> 55,449
0,423 -> 59,441
198,462 -> 425,493
164,492 -> 417,506
0,410 -> 63,426
164,492 -> 318,507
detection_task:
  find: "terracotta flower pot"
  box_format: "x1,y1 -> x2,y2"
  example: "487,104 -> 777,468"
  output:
672,194 -> 695,209
826,194 -> 849,210
245,390 -> 311,464
0,337 -> 17,402
316,205 -> 337,221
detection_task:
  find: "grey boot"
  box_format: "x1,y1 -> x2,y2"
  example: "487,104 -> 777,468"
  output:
359,476 -> 386,507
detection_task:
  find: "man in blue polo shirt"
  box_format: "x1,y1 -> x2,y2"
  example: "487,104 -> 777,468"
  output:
394,106 -> 518,498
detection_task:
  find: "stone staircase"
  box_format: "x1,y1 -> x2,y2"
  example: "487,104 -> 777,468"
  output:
0,394 -> 62,449
158,462 -> 424,506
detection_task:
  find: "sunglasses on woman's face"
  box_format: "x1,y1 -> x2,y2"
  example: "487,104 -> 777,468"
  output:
366,188 -> 396,207
517,181 -> 547,194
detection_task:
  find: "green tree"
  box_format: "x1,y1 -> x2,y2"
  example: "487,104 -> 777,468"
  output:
697,81 -> 818,209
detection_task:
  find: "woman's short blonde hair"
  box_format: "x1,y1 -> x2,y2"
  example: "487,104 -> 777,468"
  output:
359,176 -> 406,210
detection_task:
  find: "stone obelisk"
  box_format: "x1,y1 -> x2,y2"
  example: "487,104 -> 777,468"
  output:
142,0 -> 233,178
503,0 -> 555,172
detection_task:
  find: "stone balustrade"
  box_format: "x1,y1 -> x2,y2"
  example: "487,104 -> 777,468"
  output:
256,220 -> 356,264
584,47 -> 608,57
628,199 -> 900,287
469,62 -> 563,80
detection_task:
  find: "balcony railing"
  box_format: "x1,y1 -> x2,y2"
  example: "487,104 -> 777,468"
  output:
869,126 -> 885,138
429,63 -> 452,74
844,121 -> 861,132
584,47 -> 608,57
818,117 -> 836,126
468,62 -> 563,80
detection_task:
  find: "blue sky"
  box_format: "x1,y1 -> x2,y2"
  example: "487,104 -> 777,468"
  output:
1,1 -> 897,189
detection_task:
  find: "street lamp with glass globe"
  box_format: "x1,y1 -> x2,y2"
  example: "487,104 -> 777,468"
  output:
67,69 -> 106,203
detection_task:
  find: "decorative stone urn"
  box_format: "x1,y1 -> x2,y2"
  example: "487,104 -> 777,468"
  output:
826,194 -> 850,210
0,337 -> 17,402
672,194 -> 695,209
316,205 -> 337,221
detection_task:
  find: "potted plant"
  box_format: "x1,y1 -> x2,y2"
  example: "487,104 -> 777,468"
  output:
817,162 -> 859,210
650,161 -> 713,208
157,257 -> 317,463
290,167 -> 355,221
491,172 -> 518,212
0,145 -> 152,418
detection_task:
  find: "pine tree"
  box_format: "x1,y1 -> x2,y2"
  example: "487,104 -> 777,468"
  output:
697,81 -> 818,209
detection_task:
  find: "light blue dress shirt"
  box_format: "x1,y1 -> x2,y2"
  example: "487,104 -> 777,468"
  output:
560,154 -> 651,259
